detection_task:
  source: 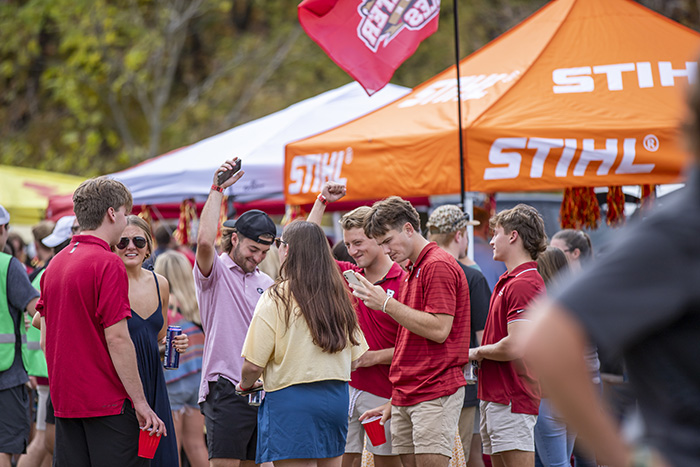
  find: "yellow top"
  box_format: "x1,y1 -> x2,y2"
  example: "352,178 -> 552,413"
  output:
242,284 -> 368,392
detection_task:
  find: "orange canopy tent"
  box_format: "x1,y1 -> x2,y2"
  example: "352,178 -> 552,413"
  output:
285,0 -> 700,205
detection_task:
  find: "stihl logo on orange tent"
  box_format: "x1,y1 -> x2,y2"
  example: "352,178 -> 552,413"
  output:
357,0 -> 440,53
553,61 -> 697,93
288,149 -> 352,195
484,137 -> 659,181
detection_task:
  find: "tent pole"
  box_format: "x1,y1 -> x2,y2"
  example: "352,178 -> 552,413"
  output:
452,0 -> 466,210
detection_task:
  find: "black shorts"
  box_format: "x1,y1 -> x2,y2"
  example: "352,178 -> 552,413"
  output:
45,391 -> 55,425
200,377 -> 258,461
0,384 -> 30,454
54,399 -> 148,467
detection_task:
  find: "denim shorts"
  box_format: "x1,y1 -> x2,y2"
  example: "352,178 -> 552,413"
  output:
166,372 -> 201,412
256,380 -> 349,463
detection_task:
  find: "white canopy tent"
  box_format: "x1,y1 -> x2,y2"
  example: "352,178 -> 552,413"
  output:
111,82 -> 410,205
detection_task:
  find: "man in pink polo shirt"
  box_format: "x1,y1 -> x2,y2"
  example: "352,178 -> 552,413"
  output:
36,177 -> 164,467
352,196 -> 470,467
308,182 -> 403,467
469,204 -> 547,467
195,159 -> 276,467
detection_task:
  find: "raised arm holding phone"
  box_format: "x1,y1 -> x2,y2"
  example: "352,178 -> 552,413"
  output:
195,159 -> 279,466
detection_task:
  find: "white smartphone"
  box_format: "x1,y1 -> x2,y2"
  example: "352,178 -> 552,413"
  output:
342,270 -> 362,286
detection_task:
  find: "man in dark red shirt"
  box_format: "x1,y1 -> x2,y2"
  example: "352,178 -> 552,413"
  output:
469,204 -> 547,467
352,196 -> 470,467
37,177 -> 164,466
308,183 -> 403,467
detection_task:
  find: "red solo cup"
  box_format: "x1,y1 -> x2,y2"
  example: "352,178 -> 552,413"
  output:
361,415 -> 387,446
138,428 -> 161,459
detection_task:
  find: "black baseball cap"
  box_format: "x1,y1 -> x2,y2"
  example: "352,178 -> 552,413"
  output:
223,210 -> 276,245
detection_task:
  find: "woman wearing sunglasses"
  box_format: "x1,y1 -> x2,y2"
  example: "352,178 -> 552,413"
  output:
116,215 -> 188,466
239,220 -> 368,467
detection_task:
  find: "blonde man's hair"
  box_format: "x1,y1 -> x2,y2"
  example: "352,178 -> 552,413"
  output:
339,206 -> 371,231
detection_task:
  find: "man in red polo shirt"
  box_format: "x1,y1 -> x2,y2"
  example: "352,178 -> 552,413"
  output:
351,196 -> 470,467
308,183 -> 403,467
36,177 -> 165,467
469,204 -> 547,467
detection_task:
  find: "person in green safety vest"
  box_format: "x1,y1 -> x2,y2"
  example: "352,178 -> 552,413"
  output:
0,204 -> 40,467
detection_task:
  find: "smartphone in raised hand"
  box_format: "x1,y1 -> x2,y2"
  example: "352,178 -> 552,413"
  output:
217,159 -> 242,186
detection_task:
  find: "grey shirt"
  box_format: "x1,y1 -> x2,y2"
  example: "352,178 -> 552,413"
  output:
0,257 -> 40,390
554,168 -> 700,467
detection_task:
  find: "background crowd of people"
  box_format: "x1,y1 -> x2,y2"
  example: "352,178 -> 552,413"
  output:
4,70 -> 700,467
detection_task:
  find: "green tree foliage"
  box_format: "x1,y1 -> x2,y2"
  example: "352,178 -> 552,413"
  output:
0,0 -> 697,177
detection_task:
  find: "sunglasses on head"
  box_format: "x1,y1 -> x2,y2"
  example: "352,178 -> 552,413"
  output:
116,236 -> 147,250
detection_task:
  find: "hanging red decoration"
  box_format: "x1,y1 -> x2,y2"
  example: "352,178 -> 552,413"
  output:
560,187 -> 600,230
174,199 -> 197,246
606,186 -> 625,226
640,184 -> 656,210
484,193 -> 497,218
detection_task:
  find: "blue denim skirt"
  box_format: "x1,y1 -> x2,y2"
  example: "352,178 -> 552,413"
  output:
256,380 -> 349,463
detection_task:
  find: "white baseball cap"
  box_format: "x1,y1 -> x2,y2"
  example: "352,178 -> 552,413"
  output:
42,215 -> 77,248
0,205 -> 9,225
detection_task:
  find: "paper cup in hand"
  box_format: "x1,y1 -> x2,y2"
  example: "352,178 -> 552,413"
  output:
138,428 -> 161,459
362,415 -> 387,446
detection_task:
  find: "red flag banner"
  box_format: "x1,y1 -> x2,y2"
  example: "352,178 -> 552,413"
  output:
299,0 -> 441,95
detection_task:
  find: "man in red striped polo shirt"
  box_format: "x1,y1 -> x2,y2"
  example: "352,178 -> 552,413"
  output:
352,196 -> 470,467
469,204 -> 547,467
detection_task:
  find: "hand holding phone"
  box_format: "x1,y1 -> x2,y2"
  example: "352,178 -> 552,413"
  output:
217,159 -> 242,186
343,270 -> 363,287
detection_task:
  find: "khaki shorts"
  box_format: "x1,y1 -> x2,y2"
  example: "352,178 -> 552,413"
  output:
391,387 -> 464,457
346,388 -> 396,456
480,401 -> 537,455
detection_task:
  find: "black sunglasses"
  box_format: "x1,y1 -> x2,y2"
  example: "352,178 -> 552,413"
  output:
116,236 -> 147,250
71,225 -> 80,234
274,238 -> 287,248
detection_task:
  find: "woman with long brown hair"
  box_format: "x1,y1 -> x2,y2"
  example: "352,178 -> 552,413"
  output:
239,220 -> 368,467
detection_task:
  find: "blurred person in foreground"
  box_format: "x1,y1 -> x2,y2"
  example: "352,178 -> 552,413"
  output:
154,251 -> 209,467
0,205 -> 40,467
239,220 -> 368,467
36,178 -> 165,467
525,66 -> 700,467
308,182 -> 404,467
426,205 -> 490,467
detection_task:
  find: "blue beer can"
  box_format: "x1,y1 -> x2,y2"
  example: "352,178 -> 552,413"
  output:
164,326 -> 182,369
